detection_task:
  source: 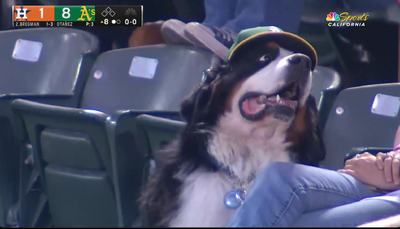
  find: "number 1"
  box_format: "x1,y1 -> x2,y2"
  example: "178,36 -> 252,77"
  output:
40,8 -> 43,18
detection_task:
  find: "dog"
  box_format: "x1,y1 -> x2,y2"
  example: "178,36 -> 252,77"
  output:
140,28 -> 326,227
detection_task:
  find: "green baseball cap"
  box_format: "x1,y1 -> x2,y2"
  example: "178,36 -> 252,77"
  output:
227,26 -> 318,70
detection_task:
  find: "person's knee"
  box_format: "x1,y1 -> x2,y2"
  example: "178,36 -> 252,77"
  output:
253,162 -> 296,188
262,161 -> 292,173
246,162 -> 305,202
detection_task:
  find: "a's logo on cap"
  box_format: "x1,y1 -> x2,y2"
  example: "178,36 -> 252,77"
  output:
267,26 -> 282,32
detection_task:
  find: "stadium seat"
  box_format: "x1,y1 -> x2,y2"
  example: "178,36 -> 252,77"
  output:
344,147 -> 393,165
311,66 -> 342,130
0,28 -> 98,95
0,28 -> 99,228
81,44 -> 219,114
299,0 -> 345,66
311,66 -> 341,106
321,83 -> 400,170
135,114 -> 184,227
11,44 -> 218,227
136,115 -> 185,175
0,0 -> 21,30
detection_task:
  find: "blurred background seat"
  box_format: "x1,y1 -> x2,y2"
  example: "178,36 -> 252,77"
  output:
82,44 -> 219,114
135,114 -> 184,227
311,66 -> 342,130
322,83 -> 400,170
298,0 -> 345,67
0,27 -> 98,228
311,66 -> 342,105
0,0 -> 22,30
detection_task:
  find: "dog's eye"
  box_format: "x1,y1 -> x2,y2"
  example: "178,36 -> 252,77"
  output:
259,54 -> 271,62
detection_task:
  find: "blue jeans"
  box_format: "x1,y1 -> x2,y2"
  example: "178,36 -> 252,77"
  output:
202,0 -> 305,34
228,162 -> 400,227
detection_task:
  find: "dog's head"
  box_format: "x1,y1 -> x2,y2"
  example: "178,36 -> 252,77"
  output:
180,28 -> 325,169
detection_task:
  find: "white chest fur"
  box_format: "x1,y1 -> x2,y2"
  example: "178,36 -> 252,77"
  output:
169,152 -> 291,227
169,118 -> 293,226
169,169 -> 238,227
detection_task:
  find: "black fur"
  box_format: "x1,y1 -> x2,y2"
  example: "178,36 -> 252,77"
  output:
139,63 -> 257,227
140,45 -> 326,227
286,95 -> 326,166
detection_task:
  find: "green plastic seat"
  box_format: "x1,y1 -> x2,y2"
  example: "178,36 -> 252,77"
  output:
322,83 -> 400,170
11,44 -> 217,227
0,28 -> 98,228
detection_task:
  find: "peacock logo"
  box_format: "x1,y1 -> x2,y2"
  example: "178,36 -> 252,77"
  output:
326,12 -> 340,21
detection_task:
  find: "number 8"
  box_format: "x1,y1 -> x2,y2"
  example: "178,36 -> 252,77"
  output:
62,8 -> 70,19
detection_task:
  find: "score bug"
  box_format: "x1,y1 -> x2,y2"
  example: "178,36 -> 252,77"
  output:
124,18 -> 137,25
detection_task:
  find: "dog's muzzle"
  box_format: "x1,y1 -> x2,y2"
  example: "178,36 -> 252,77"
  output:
239,81 -> 301,122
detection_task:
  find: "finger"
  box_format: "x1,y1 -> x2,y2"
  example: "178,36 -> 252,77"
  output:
361,152 -> 372,156
338,169 -> 358,178
342,164 -> 356,170
376,152 -> 386,170
384,158 -> 393,182
392,157 -> 400,185
345,157 -> 357,166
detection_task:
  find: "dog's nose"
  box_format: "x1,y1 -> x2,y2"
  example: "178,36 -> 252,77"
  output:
287,54 -> 311,70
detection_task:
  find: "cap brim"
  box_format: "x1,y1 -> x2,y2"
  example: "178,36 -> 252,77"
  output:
228,32 -> 318,70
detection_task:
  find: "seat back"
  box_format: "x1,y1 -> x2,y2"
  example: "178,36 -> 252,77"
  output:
12,100 -> 118,227
299,0 -> 345,66
81,44 -> 219,114
322,83 -> 400,170
11,45 -> 216,227
135,114 -> 185,227
311,66 -> 342,129
0,28 -> 98,228
1,0 -> 21,30
0,28 -> 98,95
136,114 -> 185,160
311,66 -> 341,105
77,45 -> 217,226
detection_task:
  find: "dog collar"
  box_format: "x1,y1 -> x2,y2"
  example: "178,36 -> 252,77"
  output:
208,155 -> 255,183
209,155 -> 231,174
209,155 -> 257,209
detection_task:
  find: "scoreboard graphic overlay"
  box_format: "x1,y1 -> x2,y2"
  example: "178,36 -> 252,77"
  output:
13,5 -> 143,27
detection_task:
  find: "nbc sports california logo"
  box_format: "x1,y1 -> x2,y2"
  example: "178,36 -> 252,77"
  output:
326,12 -> 368,27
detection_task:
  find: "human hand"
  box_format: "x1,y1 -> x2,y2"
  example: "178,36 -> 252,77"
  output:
376,151 -> 400,185
338,152 -> 400,191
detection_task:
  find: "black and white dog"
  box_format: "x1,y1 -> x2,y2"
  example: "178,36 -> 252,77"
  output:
140,38 -> 326,227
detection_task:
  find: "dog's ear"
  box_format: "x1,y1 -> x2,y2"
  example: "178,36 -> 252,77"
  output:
180,67 -> 220,125
286,95 -> 326,166
181,65 -> 231,126
180,82 -> 213,125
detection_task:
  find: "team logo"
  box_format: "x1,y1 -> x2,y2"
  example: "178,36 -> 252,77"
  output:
14,6 -> 31,21
78,6 -> 95,21
327,11 -> 368,27
326,12 -> 340,21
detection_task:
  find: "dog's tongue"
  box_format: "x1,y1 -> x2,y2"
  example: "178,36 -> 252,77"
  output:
242,97 -> 265,115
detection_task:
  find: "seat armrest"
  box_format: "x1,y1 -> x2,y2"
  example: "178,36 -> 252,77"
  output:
344,147 -> 393,165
